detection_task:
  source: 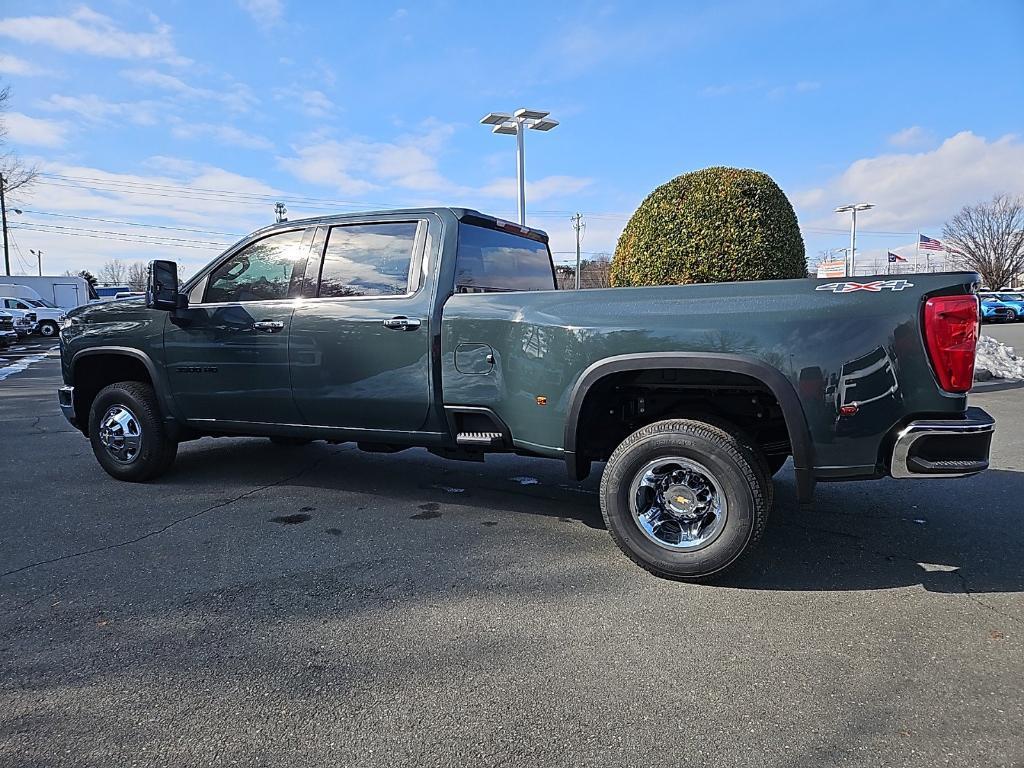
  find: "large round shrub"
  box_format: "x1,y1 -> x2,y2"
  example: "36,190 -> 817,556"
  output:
610,167 -> 806,287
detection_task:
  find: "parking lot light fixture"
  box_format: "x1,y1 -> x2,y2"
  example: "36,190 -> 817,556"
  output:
480,108 -> 559,225
835,203 -> 875,276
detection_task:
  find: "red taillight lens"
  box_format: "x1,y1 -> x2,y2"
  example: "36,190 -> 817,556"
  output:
923,295 -> 979,393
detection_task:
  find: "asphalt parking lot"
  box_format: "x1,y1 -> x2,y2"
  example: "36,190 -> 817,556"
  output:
1,340 -> 1022,767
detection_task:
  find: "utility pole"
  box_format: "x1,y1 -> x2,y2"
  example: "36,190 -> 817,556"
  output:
31,249 -> 43,276
0,172 -> 9,277
571,212 -> 585,289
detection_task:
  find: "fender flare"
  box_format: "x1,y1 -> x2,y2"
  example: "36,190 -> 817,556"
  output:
563,352 -> 816,501
71,346 -> 179,424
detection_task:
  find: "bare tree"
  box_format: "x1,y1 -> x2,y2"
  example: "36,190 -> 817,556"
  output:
99,259 -> 128,286
943,194 -> 1024,289
126,261 -> 148,291
0,84 -> 38,194
580,255 -> 612,289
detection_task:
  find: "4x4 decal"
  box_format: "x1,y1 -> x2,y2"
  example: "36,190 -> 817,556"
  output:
816,279 -> 915,294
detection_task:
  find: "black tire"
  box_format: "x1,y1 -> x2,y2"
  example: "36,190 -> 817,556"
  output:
38,320 -> 59,338
765,453 -> 789,476
269,436 -> 312,446
600,419 -> 770,580
88,381 -> 177,482
1006,309 -> 1018,322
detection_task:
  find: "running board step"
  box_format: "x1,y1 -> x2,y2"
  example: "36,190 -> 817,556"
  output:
456,431 -> 504,447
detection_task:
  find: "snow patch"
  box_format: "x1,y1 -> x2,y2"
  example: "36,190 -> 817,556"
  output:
0,352 -> 50,381
974,335 -> 1024,381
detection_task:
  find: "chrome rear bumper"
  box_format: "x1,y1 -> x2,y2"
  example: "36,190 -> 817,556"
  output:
891,407 -> 995,479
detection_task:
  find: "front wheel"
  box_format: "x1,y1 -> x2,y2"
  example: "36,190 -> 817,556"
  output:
89,382 -> 177,482
1006,309 -> 1018,322
600,419 -> 770,580
38,320 -> 59,338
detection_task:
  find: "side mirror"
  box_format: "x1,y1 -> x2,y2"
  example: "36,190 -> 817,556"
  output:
146,260 -> 185,311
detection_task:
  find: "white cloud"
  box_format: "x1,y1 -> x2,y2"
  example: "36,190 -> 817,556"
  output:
300,89 -> 334,117
238,0 -> 285,27
6,160 -> 282,277
478,175 -> 594,203
122,69 -> 257,112
278,123 -> 460,196
798,131 -> 1024,232
170,122 -> 273,150
37,94 -> 163,125
0,6 -> 182,62
4,112 -> 67,147
0,53 -> 53,76
887,126 -> 935,149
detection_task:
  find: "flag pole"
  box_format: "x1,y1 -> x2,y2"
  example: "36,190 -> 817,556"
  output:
915,231 -> 920,274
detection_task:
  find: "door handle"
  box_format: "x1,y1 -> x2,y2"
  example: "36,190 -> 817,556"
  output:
383,316 -> 421,331
253,320 -> 285,333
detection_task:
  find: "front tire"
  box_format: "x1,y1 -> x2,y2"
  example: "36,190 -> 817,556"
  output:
600,419 -> 770,580
38,320 -> 59,338
1007,309 -> 1018,322
89,382 -> 177,482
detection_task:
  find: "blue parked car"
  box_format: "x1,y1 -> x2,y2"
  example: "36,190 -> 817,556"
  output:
981,292 -> 1024,321
980,297 -> 1015,323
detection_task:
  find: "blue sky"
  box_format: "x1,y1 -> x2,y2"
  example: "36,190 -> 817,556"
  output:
1,0 -> 1022,278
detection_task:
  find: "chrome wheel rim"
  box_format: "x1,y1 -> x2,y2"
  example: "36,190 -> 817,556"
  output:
628,456 -> 728,551
98,405 -> 142,464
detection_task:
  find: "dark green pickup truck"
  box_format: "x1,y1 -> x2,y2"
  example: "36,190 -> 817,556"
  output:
58,207 -> 994,579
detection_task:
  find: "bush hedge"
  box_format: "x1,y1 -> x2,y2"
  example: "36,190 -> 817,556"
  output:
609,166 -> 806,287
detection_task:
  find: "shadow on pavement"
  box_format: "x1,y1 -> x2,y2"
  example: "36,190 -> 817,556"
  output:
161,439 -> 1023,595
716,468 -> 1024,594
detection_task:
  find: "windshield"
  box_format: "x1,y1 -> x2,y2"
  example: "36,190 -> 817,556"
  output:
27,298 -> 57,308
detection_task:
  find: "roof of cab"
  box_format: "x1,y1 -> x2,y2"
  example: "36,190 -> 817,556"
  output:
246,207 -> 549,244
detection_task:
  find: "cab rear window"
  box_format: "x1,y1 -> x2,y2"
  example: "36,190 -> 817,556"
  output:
454,224 -> 555,293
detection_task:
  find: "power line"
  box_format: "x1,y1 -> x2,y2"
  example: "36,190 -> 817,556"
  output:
16,209 -> 245,237
10,224 -> 226,251
11,221 -> 231,247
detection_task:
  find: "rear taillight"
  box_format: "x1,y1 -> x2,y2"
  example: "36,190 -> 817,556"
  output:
923,295 -> 979,393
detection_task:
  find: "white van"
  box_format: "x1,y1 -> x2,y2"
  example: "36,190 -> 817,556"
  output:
0,276 -> 94,310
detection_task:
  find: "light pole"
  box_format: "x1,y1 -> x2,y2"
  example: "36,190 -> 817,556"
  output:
834,203 -> 874,277
30,249 -> 43,276
480,108 -> 559,225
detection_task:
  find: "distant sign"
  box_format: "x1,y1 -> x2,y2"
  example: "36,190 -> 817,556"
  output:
816,259 -> 846,278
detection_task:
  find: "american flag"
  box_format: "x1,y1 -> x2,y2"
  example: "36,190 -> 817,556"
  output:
920,235 -> 944,251
888,251 -> 907,263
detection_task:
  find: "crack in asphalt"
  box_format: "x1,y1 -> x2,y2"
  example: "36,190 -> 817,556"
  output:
0,447 -> 346,586
781,519 -> 1022,626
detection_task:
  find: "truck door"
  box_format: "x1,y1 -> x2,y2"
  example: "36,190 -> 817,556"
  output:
289,217 -> 435,431
164,228 -> 312,424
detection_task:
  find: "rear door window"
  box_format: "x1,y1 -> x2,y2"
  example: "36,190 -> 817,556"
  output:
317,222 -> 421,298
455,224 -> 555,293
